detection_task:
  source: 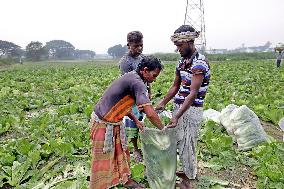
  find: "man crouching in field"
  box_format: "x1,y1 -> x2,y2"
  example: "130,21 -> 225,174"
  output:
89,55 -> 164,189
156,25 -> 210,189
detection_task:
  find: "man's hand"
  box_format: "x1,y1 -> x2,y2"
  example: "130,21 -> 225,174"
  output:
167,116 -> 178,128
136,121 -> 145,133
137,106 -> 146,113
155,104 -> 165,113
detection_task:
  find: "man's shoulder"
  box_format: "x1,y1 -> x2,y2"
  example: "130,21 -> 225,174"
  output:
119,54 -> 130,64
195,52 -> 207,61
120,71 -> 144,85
194,52 -> 209,66
121,71 -> 139,79
191,52 -> 210,71
119,54 -> 143,64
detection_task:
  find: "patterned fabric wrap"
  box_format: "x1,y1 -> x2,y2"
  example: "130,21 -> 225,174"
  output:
174,51 -> 210,106
140,127 -> 177,189
124,104 -> 144,138
89,112 -> 131,189
91,112 -> 128,153
170,31 -> 200,43
173,104 -> 203,179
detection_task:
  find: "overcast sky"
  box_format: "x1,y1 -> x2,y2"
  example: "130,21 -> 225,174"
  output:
1,0 -> 283,54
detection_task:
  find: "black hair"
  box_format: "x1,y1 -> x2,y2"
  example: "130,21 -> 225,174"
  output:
174,25 -> 195,34
136,55 -> 163,72
127,31 -> 143,44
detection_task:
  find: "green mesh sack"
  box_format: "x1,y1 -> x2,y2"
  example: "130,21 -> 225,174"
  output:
140,127 -> 177,189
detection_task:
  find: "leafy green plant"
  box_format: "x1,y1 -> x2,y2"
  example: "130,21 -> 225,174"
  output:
251,142 -> 284,188
0,60 -> 283,188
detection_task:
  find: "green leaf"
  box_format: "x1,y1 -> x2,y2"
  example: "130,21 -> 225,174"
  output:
131,163 -> 145,182
0,153 -> 16,166
16,139 -> 35,156
10,160 -> 31,186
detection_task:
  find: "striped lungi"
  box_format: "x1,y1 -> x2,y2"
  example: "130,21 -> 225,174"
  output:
173,104 -> 203,179
89,113 -> 131,189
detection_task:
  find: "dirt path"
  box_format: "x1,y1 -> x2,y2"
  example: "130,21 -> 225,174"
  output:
261,121 -> 283,141
0,64 -> 12,71
195,161 -> 257,189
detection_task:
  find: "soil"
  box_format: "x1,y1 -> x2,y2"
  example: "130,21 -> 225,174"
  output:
195,161 -> 257,189
261,121 -> 283,141
189,120 -> 282,189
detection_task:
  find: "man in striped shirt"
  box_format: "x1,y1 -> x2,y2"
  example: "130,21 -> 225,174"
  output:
156,25 -> 210,189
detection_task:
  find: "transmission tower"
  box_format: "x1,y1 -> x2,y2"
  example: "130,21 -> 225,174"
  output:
184,0 -> 206,52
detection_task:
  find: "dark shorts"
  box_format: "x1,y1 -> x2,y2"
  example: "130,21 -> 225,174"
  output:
276,60 -> 281,67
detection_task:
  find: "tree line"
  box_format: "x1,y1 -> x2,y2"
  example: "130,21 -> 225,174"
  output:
0,40 -> 98,62
0,39 -> 130,63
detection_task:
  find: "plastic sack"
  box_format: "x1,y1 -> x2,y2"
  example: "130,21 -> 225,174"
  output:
230,105 -> 269,150
158,110 -> 172,119
203,109 -> 221,124
140,127 -> 177,189
219,104 -> 239,140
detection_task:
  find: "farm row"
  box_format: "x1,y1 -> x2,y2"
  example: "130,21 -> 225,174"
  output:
0,60 -> 283,188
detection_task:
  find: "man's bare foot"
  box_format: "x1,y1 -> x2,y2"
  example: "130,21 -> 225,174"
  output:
176,172 -> 195,189
176,180 -> 191,189
133,149 -> 143,163
176,171 -> 187,180
123,178 -> 145,189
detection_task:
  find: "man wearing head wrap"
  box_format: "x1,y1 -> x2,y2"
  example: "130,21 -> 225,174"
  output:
156,25 -> 210,189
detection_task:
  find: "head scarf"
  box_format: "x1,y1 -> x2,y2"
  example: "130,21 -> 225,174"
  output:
170,31 -> 200,43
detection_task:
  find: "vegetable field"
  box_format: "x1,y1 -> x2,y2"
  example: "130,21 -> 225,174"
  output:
0,60 -> 283,188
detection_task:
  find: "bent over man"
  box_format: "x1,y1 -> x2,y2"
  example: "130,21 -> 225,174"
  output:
90,55 -> 164,189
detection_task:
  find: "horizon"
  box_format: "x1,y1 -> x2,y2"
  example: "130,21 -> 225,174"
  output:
1,0 -> 283,54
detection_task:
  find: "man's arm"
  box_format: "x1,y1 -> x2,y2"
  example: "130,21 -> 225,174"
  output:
156,74 -> 181,110
127,112 -> 145,132
132,76 -> 163,130
167,74 -> 204,128
142,105 -> 164,130
147,83 -> 152,100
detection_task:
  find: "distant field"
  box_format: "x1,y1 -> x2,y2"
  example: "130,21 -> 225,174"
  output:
0,60 -> 283,188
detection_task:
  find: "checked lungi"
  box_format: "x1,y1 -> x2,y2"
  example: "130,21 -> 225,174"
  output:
89,112 -> 131,189
173,104 -> 203,179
